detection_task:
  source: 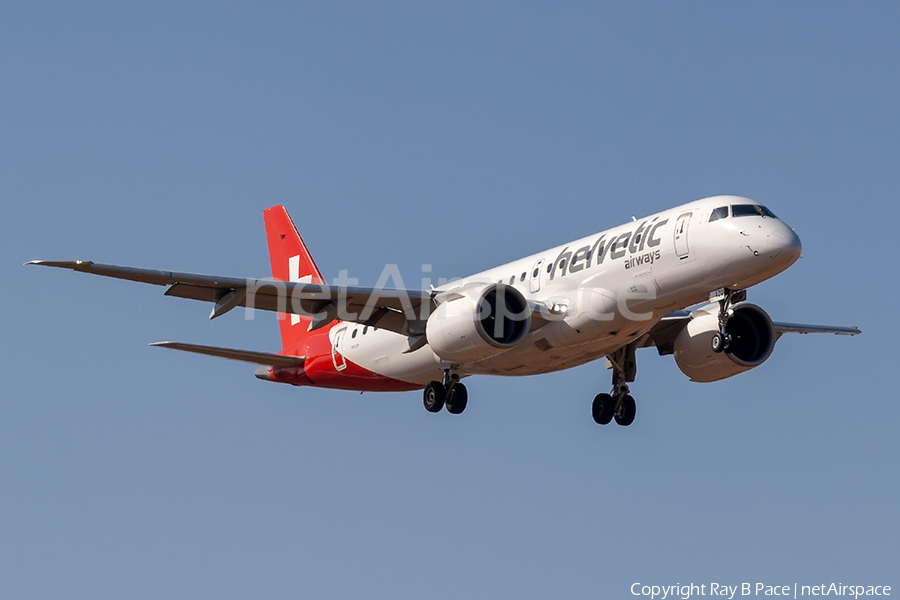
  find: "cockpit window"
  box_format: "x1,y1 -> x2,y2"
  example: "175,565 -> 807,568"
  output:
732,204 -> 777,218
709,206 -> 729,222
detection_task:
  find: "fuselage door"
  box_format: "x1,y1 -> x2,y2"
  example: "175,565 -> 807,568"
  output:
674,212 -> 692,259
331,325 -> 347,372
529,259 -> 545,293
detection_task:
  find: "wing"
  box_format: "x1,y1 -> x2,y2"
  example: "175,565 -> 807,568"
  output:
635,311 -> 693,355
636,310 -> 861,355
27,260 -> 433,336
771,322 -> 862,336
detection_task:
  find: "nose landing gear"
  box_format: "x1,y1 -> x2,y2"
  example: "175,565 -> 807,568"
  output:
710,288 -> 746,354
711,331 -> 730,353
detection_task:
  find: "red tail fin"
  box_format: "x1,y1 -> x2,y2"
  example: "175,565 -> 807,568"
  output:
263,206 -> 326,350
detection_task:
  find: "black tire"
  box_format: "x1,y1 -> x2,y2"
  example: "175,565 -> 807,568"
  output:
723,333 -> 733,353
711,332 -> 725,353
446,383 -> 468,415
423,381 -> 445,413
592,393 -> 615,425
614,395 -> 636,426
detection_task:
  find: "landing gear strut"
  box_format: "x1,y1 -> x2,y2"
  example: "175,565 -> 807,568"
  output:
710,288 -> 746,354
422,369 -> 468,415
593,342 -> 638,427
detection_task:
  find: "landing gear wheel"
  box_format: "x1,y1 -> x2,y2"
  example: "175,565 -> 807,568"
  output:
446,383 -> 468,415
711,332 -> 731,353
423,381 -> 445,413
614,395 -> 636,426
592,393 -> 615,425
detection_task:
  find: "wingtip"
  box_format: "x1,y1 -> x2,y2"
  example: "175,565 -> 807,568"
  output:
837,326 -> 862,336
24,259 -> 93,269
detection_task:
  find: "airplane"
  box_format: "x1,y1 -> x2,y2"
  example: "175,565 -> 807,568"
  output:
28,195 -> 860,427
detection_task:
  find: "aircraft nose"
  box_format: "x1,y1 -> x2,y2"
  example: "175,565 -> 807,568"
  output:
766,222 -> 802,266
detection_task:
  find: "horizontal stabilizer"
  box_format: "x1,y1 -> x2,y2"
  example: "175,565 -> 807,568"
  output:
150,341 -> 305,368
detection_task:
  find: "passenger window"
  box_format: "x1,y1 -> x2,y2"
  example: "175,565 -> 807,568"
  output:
532,268 -> 539,277
709,206 -> 728,222
546,263 -> 552,273
352,329 -> 357,339
363,326 -> 368,335
509,276 -> 515,285
520,272 -> 526,282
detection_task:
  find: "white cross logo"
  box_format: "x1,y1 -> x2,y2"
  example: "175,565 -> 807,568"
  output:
288,255 -> 312,325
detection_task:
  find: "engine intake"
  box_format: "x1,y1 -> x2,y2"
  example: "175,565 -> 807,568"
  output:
426,283 -> 531,363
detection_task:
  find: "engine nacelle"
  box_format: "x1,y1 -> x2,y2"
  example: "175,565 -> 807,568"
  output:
426,283 -> 531,364
674,303 -> 776,382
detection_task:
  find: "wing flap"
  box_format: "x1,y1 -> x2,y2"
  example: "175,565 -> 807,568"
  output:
164,283 -> 223,302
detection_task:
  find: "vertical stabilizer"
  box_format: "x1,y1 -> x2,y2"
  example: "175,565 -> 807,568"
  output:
263,206 -> 326,349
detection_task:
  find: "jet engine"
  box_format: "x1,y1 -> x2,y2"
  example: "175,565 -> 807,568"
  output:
426,283 -> 531,364
674,303 -> 776,382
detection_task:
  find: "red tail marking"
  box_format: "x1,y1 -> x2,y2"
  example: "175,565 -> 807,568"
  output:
263,206 -> 326,350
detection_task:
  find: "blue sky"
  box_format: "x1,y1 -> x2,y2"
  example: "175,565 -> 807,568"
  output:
2,2 -> 897,598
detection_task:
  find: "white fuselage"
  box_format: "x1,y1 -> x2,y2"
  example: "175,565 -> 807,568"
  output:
332,196 -> 803,385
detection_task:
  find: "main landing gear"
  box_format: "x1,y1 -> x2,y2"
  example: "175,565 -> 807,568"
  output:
592,342 -> 638,427
710,288 -> 747,354
423,370 -> 468,415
